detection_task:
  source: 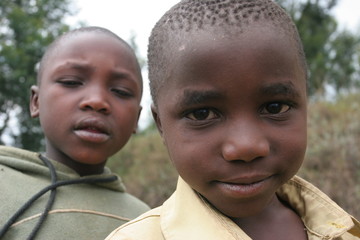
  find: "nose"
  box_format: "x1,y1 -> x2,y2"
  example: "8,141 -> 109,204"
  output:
221,119 -> 270,162
79,87 -> 111,114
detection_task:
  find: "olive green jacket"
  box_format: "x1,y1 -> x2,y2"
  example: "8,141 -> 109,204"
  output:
106,176 -> 360,240
0,145 -> 149,240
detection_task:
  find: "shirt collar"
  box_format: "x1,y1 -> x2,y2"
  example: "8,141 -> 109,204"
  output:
277,176 -> 360,239
160,177 -> 251,240
160,176 -> 360,240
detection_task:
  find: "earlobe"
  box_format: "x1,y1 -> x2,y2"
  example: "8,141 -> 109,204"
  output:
30,85 -> 40,118
151,104 -> 163,136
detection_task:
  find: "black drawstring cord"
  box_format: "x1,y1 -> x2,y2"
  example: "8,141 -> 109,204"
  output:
27,154 -> 58,240
0,154 -> 57,240
0,155 -> 117,239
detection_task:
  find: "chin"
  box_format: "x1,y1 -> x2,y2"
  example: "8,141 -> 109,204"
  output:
77,159 -> 106,166
213,196 -> 272,220
72,154 -> 107,166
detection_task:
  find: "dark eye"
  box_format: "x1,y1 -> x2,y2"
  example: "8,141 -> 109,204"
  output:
263,102 -> 291,114
186,108 -> 218,121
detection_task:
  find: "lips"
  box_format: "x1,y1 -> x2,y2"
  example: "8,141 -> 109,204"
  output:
216,175 -> 273,198
222,175 -> 272,185
73,118 -> 110,143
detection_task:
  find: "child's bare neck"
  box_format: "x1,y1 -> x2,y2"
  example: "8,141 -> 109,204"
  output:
232,196 -> 308,240
44,150 -> 105,176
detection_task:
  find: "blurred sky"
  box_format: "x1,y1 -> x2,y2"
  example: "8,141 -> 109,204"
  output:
66,0 -> 360,128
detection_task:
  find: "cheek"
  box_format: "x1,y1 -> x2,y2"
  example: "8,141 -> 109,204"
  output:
163,128 -> 211,182
39,92 -> 69,116
163,127 -> 186,169
111,104 -> 140,143
38,97 -> 64,127
115,103 -> 140,127
291,115 -> 307,155
276,119 -> 307,173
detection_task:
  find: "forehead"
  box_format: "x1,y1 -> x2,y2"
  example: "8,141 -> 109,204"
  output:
157,24 -> 306,104
52,32 -> 133,64
41,32 -> 141,82
178,24 -> 302,78
182,24 -> 294,61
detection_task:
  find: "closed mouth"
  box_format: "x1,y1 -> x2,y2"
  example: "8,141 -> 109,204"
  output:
221,175 -> 272,185
215,175 -> 273,198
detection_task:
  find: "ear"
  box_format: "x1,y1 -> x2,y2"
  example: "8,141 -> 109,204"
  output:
133,106 -> 143,134
151,103 -> 163,136
30,85 -> 40,118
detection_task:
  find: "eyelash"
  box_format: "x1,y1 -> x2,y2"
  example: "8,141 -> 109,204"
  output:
111,88 -> 134,98
57,78 -> 82,87
185,108 -> 219,121
56,77 -> 134,98
184,101 -> 294,122
260,101 -> 294,115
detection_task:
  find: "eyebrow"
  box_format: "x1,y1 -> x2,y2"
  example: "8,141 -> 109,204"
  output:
54,62 -> 93,73
55,62 -> 135,81
260,82 -> 300,98
177,82 -> 300,107
178,89 -> 224,107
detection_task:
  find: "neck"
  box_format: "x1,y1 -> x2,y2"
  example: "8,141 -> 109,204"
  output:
232,195 -> 307,240
44,150 -> 106,176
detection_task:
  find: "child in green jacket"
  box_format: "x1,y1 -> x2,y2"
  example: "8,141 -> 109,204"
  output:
0,26 -> 149,240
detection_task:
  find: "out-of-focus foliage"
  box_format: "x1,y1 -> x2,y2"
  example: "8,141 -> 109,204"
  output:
109,132 -> 178,208
108,92 -> 360,219
277,0 -> 360,96
128,31 -> 147,70
0,0 -> 75,150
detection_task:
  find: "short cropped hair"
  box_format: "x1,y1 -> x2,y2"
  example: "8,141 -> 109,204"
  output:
148,0 -> 307,105
37,26 -> 142,90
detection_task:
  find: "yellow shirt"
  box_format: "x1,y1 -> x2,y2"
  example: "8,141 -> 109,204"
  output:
106,176 -> 360,240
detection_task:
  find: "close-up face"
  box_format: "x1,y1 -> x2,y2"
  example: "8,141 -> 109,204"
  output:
152,25 -> 307,219
30,32 -> 142,170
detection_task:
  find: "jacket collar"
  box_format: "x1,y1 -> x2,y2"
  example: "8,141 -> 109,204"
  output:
0,145 -> 126,192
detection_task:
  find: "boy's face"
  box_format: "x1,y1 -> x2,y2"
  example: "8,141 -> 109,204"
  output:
152,26 -> 307,218
31,32 -> 142,170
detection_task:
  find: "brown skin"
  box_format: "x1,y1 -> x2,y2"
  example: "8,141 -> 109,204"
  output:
152,25 -> 308,239
30,32 -> 142,176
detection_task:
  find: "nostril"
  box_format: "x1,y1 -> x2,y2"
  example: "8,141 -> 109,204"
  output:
83,105 -> 93,110
222,136 -> 270,162
98,107 -> 110,114
79,99 -> 110,114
